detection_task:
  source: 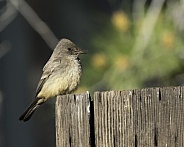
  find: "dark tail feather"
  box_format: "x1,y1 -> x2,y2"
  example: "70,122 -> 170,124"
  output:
19,98 -> 43,122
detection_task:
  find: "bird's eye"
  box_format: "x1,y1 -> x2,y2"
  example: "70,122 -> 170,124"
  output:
68,48 -> 72,51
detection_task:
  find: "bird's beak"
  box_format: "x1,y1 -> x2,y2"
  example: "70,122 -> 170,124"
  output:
77,49 -> 87,54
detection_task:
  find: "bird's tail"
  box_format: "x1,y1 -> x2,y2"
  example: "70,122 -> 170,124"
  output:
19,97 -> 44,122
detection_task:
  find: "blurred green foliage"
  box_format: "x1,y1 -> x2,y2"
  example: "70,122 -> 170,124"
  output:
78,3 -> 184,93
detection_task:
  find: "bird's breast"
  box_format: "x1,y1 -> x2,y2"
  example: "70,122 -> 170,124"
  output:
37,58 -> 82,99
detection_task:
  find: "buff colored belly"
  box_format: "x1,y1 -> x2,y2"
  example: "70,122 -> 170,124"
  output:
37,69 -> 81,100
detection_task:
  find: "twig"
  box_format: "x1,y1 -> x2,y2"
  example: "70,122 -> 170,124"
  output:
131,0 -> 165,64
9,0 -> 59,49
0,2 -> 18,32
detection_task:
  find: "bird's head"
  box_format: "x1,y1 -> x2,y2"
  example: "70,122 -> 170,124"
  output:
54,39 -> 87,57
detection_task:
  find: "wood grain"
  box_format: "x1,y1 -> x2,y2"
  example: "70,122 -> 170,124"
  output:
56,86 -> 184,147
56,92 -> 91,147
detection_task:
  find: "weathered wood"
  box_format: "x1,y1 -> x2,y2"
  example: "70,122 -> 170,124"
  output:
56,86 -> 184,147
94,86 -> 184,147
55,92 -> 91,147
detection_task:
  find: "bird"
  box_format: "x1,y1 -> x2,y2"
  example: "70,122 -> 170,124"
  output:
19,38 -> 86,122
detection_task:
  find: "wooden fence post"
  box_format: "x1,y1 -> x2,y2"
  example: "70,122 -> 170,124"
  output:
56,86 -> 184,147
55,91 -> 91,147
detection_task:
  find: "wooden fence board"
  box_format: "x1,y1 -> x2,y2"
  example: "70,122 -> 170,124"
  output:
93,86 -> 184,147
55,92 -> 91,147
56,86 -> 184,147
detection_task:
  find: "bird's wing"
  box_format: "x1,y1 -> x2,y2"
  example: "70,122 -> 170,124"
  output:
35,58 -> 66,96
35,59 -> 56,96
35,70 -> 52,96
35,76 -> 48,96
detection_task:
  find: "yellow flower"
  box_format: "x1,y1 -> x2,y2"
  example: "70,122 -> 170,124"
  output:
91,53 -> 107,69
115,55 -> 129,70
161,32 -> 175,49
111,11 -> 130,32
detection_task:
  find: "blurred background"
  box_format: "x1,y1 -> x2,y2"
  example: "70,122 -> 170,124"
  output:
1,0 -> 184,146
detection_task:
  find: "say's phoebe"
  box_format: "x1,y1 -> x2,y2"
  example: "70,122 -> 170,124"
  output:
19,38 -> 86,122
